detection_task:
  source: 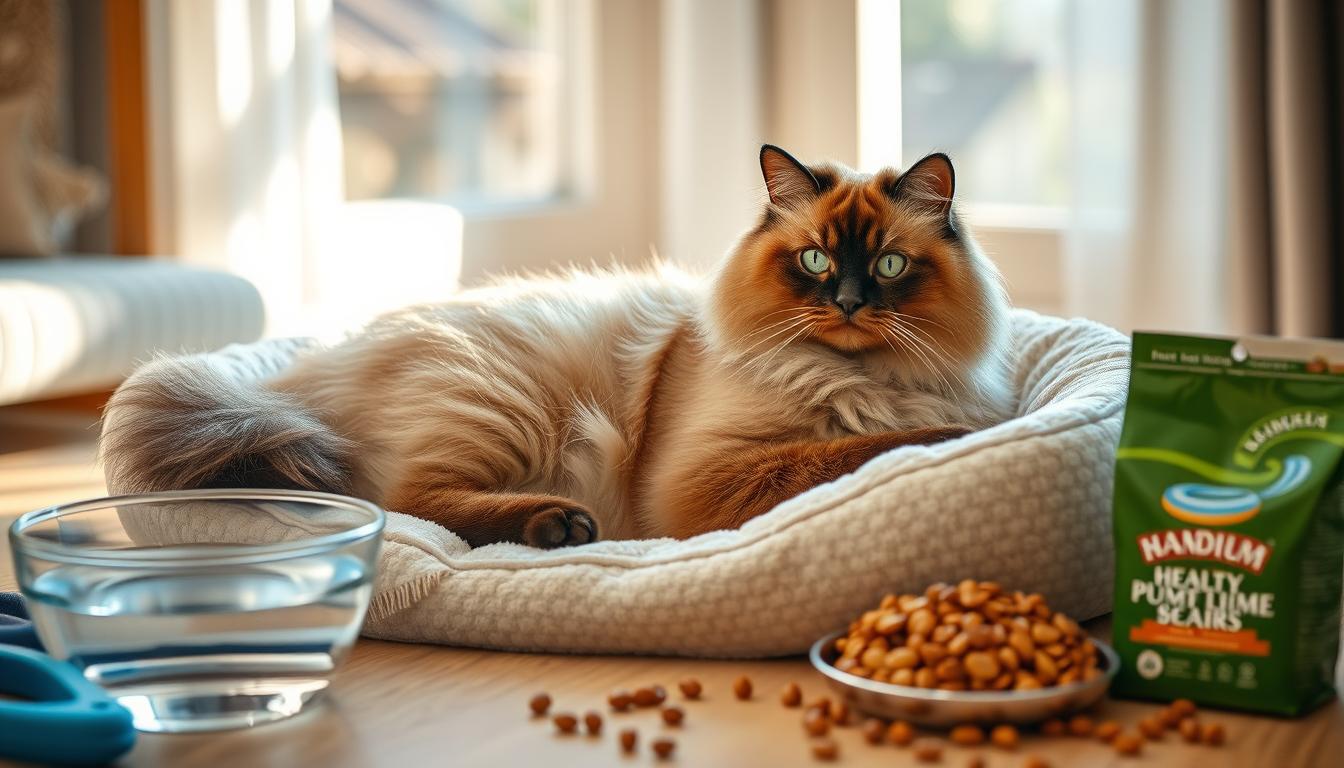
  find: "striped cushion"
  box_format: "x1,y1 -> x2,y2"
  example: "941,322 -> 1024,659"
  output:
0,257 -> 263,404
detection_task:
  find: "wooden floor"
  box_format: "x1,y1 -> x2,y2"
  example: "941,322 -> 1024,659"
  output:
1,406 -> 1341,767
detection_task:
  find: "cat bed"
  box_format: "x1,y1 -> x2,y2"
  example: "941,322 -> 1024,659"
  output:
104,309 -> 1130,657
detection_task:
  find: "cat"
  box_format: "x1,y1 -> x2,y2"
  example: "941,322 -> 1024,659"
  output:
101,146 -> 1013,547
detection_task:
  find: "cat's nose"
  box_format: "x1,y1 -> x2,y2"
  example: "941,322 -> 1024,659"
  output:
833,288 -> 866,317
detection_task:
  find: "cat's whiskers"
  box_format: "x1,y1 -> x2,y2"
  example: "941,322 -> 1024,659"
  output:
731,309 -> 826,362
877,319 -> 960,394
877,310 -> 959,364
738,308 -> 823,346
751,319 -> 821,378
887,310 -> 955,336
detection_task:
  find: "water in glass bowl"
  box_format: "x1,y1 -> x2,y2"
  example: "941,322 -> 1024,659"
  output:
24,552 -> 373,732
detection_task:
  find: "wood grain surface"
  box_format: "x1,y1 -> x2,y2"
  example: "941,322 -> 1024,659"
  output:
1,415 -> 1341,767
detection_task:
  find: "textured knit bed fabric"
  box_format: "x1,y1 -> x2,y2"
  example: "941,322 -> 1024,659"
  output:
105,309 -> 1131,658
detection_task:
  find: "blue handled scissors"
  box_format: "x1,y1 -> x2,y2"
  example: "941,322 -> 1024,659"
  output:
0,593 -> 137,766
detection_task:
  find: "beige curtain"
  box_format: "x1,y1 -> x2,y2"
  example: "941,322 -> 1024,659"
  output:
1065,0 -> 1342,339
1226,0 -> 1344,339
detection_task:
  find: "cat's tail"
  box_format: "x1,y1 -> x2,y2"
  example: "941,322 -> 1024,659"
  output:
100,351 -> 355,495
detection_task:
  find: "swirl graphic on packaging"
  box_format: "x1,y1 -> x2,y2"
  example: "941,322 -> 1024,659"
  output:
1159,455 -> 1310,525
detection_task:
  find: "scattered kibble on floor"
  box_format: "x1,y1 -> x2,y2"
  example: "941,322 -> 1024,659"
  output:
950,724 -> 985,745
678,678 -> 702,699
803,707 -> 830,737
552,713 -> 577,734
989,723 -> 1018,749
861,718 -> 885,744
888,720 -> 916,746
1068,715 -> 1094,737
913,738 -> 943,763
733,675 -> 753,700
1094,720 -> 1121,742
811,738 -> 839,761
1114,731 -> 1143,756
651,737 -> 676,760
528,693 -> 550,716
583,711 -> 602,735
608,690 -> 633,711
524,665 -> 1233,761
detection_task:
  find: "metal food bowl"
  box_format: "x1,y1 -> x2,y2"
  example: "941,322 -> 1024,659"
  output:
808,630 -> 1119,727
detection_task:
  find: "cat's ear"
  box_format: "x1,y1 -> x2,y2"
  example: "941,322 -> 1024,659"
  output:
760,144 -> 821,207
887,153 -> 955,219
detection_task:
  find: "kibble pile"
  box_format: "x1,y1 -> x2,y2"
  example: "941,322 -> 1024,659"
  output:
831,581 -> 1100,690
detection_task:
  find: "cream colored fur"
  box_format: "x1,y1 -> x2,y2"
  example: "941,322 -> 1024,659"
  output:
264,253 -> 1012,539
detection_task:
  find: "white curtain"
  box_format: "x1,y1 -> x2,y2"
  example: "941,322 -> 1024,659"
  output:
1064,0 -> 1230,335
148,0 -> 346,335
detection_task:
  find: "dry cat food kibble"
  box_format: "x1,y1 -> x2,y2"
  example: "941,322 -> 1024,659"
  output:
552,713 -> 578,734
861,718 -> 886,744
830,581 -> 1100,691
807,697 -> 831,717
1094,720 -> 1122,743
529,693 -> 551,716
781,682 -> 803,707
732,676 -> 753,700
887,720 -> 915,746
651,737 -> 676,760
633,685 -> 668,708
1067,715 -> 1094,737
583,711 -> 603,735
912,738 -> 943,762
661,706 -> 684,726
1178,718 -> 1201,743
609,690 -> 634,711
802,708 -> 830,737
829,700 -> 850,725
678,679 -> 702,699
619,728 -> 638,753
1113,731 -> 1143,756
950,724 -> 984,746
1202,722 -> 1225,746
1137,715 -> 1165,740
811,738 -> 839,761
989,724 -> 1018,749
1040,719 -> 1065,737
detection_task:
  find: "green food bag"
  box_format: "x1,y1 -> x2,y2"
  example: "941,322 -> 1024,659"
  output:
1112,332 -> 1344,715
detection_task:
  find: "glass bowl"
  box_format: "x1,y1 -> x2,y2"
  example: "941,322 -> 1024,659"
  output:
9,489 -> 385,733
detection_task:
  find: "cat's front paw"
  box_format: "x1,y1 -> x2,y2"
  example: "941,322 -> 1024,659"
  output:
523,504 -> 598,548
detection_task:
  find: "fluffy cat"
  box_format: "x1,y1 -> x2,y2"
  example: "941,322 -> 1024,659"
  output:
102,146 -> 1013,547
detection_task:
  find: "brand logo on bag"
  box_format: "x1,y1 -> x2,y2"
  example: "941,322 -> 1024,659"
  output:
1136,529 -> 1272,574
1237,410 -> 1330,464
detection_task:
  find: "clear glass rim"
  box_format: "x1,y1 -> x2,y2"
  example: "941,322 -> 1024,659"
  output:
9,488 -> 386,568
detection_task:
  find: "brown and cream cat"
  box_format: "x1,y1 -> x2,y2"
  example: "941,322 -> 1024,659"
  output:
102,146 -> 1013,547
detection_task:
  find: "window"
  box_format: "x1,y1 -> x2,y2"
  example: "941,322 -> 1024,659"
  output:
333,0 -> 571,207
898,0 -> 1070,210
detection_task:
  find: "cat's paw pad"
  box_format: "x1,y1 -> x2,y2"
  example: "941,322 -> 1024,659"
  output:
523,505 -> 597,548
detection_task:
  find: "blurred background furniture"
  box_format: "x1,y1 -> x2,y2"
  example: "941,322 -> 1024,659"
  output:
0,257 -> 262,406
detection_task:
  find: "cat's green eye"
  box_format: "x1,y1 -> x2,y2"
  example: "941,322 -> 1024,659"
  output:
800,248 -> 830,274
875,253 -> 907,279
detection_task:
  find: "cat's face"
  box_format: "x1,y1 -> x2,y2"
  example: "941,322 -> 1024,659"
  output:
711,146 -> 1005,380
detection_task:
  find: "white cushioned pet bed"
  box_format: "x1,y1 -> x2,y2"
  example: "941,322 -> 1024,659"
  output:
107,309 -> 1130,658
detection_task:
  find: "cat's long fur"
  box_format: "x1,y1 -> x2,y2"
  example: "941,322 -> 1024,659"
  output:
102,148 -> 1014,545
